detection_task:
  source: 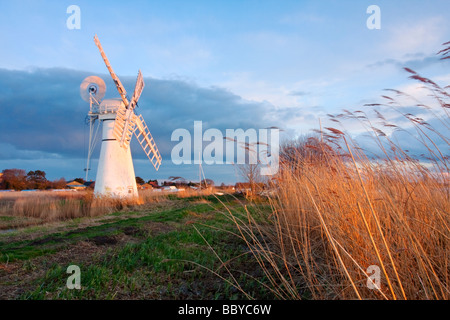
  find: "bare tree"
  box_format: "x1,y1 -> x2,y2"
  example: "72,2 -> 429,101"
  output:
237,163 -> 262,196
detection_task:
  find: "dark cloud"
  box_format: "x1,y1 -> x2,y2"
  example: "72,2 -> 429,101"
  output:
0,67 -> 281,163
0,68 -> 88,157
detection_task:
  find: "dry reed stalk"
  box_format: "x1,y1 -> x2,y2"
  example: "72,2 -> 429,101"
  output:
222,123 -> 448,299
343,136 -> 406,300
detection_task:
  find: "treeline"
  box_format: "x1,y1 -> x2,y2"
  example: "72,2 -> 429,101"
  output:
1,168 -> 218,191
135,176 -> 216,188
0,168 -> 66,190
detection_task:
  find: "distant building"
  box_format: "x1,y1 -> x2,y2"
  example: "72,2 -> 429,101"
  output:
138,183 -> 153,190
162,185 -> 177,191
66,180 -> 86,190
161,185 -> 185,192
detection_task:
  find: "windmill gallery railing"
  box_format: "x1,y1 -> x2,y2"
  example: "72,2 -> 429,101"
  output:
89,101 -> 121,115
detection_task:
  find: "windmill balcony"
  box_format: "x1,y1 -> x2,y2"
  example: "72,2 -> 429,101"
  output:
90,98 -> 124,115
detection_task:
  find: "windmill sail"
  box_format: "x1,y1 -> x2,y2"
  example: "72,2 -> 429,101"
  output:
92,34 -> 161,181
134,114 -> 162,170
112,106 -> 137,149
130,70 -> 145,109
94,35 -> 149,150
112,71 -> 145,148
93,35 -> 129,108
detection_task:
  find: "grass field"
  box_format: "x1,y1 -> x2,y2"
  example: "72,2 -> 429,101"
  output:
0,193 -> 275,300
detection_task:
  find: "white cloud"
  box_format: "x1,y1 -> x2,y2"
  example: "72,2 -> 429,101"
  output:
384,17 -> 446,57
218,72 -> 299,108
388,77 -> 450,115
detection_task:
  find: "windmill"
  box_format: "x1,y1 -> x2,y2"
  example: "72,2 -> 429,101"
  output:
80,35 -> 162,198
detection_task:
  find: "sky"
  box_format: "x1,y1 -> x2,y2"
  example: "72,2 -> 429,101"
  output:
0,0 -> 449,184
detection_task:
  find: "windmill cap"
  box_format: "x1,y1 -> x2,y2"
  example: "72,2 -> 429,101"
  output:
88,98 -> 124,115
96,98 -> 124,114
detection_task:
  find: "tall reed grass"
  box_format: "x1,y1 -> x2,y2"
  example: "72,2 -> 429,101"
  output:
225,48 -> 449,300
0,190 -> 167,223
262,140 -> 448,300
0,187 -> 219,225
1,191 -> 111,221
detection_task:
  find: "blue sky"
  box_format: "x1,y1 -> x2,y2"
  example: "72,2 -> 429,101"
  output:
0,0 -> 449,184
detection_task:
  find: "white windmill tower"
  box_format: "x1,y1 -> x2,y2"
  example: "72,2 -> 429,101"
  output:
80,35 -> 162,198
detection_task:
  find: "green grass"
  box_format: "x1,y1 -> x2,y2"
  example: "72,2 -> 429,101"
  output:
0,195 -> 273,300
0,216 -> 15,222
0,202 -> 210,263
